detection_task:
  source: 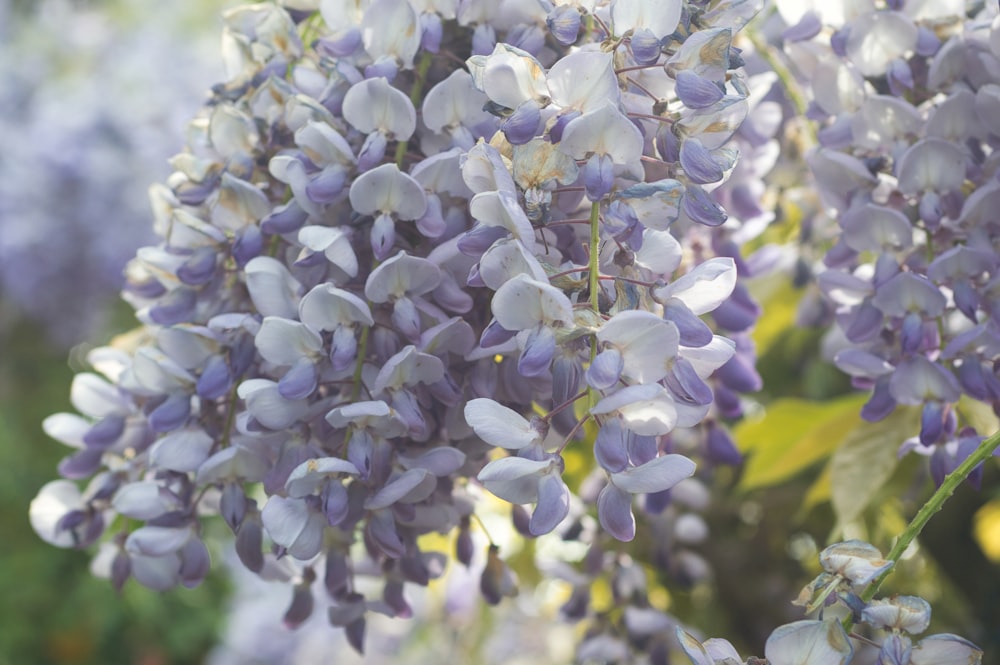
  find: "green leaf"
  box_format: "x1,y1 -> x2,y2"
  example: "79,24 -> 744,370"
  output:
957,395 -> 1000,437
748,273 -> 801,359
735,393 -> 869,491
830,407 -> 918,530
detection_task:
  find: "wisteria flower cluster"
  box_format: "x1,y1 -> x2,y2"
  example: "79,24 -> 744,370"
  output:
783,1 -> 1000,480
0,0 -> 224,346
678,539 -> 983,665
28,0 -> 777,652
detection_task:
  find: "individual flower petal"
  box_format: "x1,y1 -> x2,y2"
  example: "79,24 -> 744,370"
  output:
591,384 -> 678,436
546,50 -> 619,113
597,482 -> 636,541
467,43 -> 549,110
764,620 -> 853,665
342,77 -> 416,139
30,480 -> 85,548
611,0 -> 682,41
910,634 -> 983,665
862,596 -> 932,634
477,456 -> 551,504
819,540 -> 893,586
111,482 -> 182,520
245,256 -> 302,319
530,472 -> 570,535
349,163 -> 427,220
654,258 -> 737,316
896,138 -> 966,196
611,454 -> 696,494
261,496 -> 325,560
491,273 -> 574,331
255,317 -> 323,366
464,398 -> 541,449
285,457 -> 361,497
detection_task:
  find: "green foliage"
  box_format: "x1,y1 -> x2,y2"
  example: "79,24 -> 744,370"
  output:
829,407 -> 916,530
733,394 -> 868,491
0,310 -> 228,665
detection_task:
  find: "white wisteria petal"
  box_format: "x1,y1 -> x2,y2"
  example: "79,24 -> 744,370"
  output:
261,496 -> 325,560
478,238 -> 548,290
896,138 -> 966,195
840,204 -> 913,252
342,77 -> 416,139
299,283 -> 373,330
255,317 -> 323,366
469,190 -> 537,250
611,454 -> 696,494
298,226 -> 359,278
365,468 -> 437,509
42,413 -> 90,449
372,346 -> 445,394
560,102 -> 644,170
618,180 -> 685,232
764,620 -> 853,665
422,70 -> 491,134
349,163 -> 427,220
547,50 -> 619,113
364,251 -> 442,302
326,400 -> 407,434
245,256 -> 302,319
285,458 -> 362,498
360,0 -> 420,68
511,139 -> 579,191
70,373 -> 131,419
654,257 -> 737,315
112,481 -> 181,520
464,398 -> 540,449
149,428 -> 215,473
491,273 -> 575,331
611,0 -> 682,40
237,379 -> 309,429
30,480 -> 85,547
468,43 -> 549,110
634,229 -> 683,276
910,634 -> 983,665
597,310 -> 680,383
477,456 -> 550,504
125,526 -> 193,557
591,384 -> 678,436
680,336 -> 736,378
845,11 -> 917,77
461,141 -> 517,194
196,445 -> 270,485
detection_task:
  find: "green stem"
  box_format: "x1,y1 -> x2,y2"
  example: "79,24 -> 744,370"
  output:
744,28 -> 817,146
842,428 -> 1000,631
863,428 -> 1000,601
350,325 -> 370,402
588,201 -> 600,314
395,52 -> 433,168
587,201 -> 601,408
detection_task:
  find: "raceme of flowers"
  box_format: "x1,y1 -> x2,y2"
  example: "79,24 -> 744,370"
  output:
0,0 -> 225,346
678,539 -> 983,665
29,0 -> 770,652
787,2 -> 1000,482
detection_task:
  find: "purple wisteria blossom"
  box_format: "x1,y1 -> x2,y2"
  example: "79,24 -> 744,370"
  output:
778,1 -> 1000,480
28,0 -> 787,654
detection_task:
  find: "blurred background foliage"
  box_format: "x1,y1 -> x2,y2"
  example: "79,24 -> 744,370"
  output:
1,0 -> 999,663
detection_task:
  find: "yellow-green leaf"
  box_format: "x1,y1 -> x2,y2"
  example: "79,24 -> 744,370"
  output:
735,393 -> 869,491
799,462 -> 832,517
957,395 -> 1000,437
748,273 -> 802,359
830,406 -> 917,530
